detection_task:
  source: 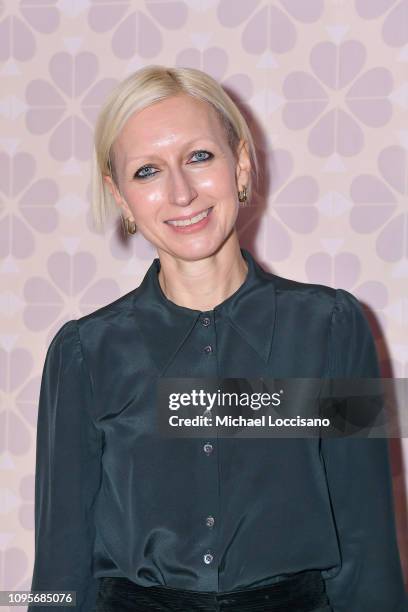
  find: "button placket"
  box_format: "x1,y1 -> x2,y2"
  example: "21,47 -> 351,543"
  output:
201,439 -> 218,576
195,311 -> 218,590
201,314 -> 214,356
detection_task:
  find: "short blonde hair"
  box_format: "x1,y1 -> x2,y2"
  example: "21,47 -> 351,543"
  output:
91,64 -> 260,232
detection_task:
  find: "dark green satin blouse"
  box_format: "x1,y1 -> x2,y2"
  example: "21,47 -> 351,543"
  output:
29,247 -> 407,611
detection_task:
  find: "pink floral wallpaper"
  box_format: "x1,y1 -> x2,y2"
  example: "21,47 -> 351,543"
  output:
1,0 -> 407,604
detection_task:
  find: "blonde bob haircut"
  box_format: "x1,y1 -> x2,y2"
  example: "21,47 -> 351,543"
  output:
91,64 -> 260,232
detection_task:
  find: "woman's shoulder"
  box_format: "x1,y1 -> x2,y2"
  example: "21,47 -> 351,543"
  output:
265,267 -> 337,303
73,286 -> 139,345
262,267 -> 363,321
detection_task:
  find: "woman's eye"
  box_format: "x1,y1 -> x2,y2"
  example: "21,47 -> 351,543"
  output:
134,165 -> 156,180
191,150 -> 213,162
133,150 -> 213,180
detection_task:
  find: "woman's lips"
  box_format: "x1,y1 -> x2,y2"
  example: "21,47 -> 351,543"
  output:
165,206 -> 212,223
164,206 -> 214,233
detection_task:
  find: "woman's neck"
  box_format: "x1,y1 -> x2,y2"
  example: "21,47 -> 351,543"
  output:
157,241 -> 248,312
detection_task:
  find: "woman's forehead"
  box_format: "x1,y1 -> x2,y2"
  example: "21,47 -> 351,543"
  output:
114,95 -> 227,159
128,97 -> 218,135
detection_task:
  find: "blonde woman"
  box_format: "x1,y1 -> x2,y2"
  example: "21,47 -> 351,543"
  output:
29,65 -> 407,612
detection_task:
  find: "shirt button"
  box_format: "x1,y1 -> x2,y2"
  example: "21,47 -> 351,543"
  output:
205,516 -> 215,528
203,345 -> 213,354
203,442 -> 213,455
203,552 -> 214,565
201,317 -> 211,327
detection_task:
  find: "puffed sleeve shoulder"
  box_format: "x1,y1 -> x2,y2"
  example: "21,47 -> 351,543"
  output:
29,320 -> 103,611
320,288 -> 408,611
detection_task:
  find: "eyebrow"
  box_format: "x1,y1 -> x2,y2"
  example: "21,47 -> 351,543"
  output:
124,137 -> 218,167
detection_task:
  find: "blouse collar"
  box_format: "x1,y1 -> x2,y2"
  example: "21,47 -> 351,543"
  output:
132,247 -> 277,374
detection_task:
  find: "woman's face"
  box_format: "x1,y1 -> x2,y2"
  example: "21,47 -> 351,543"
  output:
104,93 -> 251,261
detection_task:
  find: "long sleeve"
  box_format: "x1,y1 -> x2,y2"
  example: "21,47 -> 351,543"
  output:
29,320 -> 103,611
320,288 -> 408,611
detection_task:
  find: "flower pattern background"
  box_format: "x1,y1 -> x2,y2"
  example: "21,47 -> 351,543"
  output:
1,0 -> 407,602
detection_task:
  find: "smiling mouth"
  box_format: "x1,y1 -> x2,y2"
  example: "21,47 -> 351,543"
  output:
165,206 -> 213,227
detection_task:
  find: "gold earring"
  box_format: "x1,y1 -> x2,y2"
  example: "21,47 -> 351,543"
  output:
121,215 -> 137,235
238,185 -> 248,204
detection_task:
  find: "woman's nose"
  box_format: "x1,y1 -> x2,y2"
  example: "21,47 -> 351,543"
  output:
167,167 -> 198,207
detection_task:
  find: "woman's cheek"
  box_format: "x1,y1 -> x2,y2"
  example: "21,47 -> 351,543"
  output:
198,175 -> 234,199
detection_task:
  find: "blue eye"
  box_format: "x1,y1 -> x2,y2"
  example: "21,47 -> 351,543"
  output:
134,165 -> 156,179
134,150 -> 213,180
191,150 -> 213,162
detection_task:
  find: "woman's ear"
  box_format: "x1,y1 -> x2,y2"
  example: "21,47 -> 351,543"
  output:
235,140 -> 251,189
103,174 -> 118,200
103,174 -> 134,219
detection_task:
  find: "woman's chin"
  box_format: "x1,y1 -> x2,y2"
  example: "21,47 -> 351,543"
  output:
164,237 -> 224,262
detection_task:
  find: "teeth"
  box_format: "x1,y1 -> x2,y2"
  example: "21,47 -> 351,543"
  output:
167,207 -> 211,227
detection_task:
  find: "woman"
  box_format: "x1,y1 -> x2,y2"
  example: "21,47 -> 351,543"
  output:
29,65 -> 407,612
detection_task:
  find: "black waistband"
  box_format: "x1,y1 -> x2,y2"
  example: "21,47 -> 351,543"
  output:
95,570 -> 331,611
